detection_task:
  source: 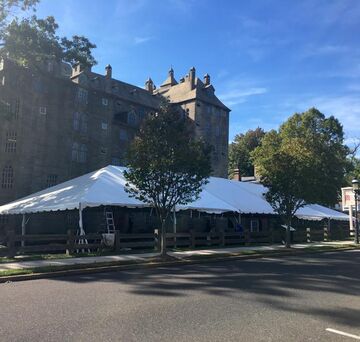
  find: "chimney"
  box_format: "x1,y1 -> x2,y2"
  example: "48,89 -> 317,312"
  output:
204,73 -> 210,86
105,64 -> 112,79
71,62 -> 85,77
189,66 -> 196,89
232,169 -> 241,181
145,77 -> 155,94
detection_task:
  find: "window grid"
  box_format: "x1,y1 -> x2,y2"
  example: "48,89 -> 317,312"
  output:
5,131 -> 17,153
46,174 -> 58,188
2,166 -> 14,189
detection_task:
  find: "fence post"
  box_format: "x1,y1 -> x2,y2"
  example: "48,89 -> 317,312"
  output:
66,229 -> 75,255
244,228 -> 250,246
114,230 -> 121,253
220,231 -> 225,247
323,223 -> 328,242
6,229 -> 15,257
268,225 -> 274,244
190,230 -> 196,249
306,227 -> 311,243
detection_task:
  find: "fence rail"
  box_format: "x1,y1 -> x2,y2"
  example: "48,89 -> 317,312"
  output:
0,225 -> 350,257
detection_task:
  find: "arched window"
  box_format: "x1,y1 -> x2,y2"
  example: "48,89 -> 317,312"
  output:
71,142 -> 79,161
79,144 -> 87,163
73,112 -> 80,131
2,166 -> 13,189
128,110 -> 138,126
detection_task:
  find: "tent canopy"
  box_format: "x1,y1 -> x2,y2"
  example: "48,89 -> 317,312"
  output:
0,165 -> 349,221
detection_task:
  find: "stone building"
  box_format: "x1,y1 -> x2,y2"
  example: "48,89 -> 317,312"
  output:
0,58 -> 230,207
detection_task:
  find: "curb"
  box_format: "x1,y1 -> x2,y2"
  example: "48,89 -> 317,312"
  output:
0,246 -> 356,283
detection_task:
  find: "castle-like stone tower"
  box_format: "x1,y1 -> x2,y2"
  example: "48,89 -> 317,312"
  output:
154,67 -> 230,178
0,59 -> 230,209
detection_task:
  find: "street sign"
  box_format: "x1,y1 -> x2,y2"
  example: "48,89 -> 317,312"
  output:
341,187 -> 356,210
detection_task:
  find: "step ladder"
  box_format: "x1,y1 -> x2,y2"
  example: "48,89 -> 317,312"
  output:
105,211 -> 116,233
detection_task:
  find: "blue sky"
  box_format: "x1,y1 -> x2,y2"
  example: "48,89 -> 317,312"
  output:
36,0 -> 360,144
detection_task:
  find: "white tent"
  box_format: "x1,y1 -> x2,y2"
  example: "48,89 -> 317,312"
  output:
0,165 -> 349,222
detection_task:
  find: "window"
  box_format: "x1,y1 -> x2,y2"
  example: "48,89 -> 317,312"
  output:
73,112 -> 80,131
205,122 -> 211,134
128,111 -> 138,126
46,174 -> 58,188
0,215 -> 9,225
2,166 -> 13,189
72,143 -> 87,163
102,98 -> 109,106
138,108 -> 146,120
101,122 -> 108,130
47,61 -> 53,73
13,98 -> 20,118
71,142 -> 79,161
5,131 -> 16,153
79,144 -> 87,163
39,106 -> 47,115
76,88 -> 88,104
80,113 -> 88,133
119,128 -> 128,141
215,126 -> 220,137
250,219 -> 260,233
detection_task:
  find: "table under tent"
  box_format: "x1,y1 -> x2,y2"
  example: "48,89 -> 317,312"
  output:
0,165 -> 350,246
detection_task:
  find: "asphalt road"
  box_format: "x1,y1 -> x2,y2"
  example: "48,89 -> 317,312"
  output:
0,250 -> 359,342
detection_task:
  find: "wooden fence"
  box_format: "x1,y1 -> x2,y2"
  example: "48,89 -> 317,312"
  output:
0,225 -> 350,257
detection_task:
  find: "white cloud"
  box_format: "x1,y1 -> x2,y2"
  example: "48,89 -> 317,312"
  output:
281,94 -> 360,139
133,36 -> 154,45
219,87 -> 267,106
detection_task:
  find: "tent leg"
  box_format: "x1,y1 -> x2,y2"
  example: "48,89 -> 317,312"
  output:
173,207 -> 177,248
78,203 -> 89,253
21,214 -> 26,247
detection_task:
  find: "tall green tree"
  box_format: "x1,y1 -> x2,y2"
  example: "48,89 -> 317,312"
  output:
253,108 -> 349,247
124,102 -> 212,257
228,127 -> 265,178
0,0 -> 38,35
0,0 -> 96,68
345,140 -> 360,183
1,15 -> 97,68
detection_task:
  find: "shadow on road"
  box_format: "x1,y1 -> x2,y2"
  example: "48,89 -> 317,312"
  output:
56,250 -> 360,328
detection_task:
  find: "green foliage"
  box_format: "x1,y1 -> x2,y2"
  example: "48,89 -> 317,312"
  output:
345,141 -> 360,183
124,102 -> 212,255
124,102 -> 212,215
253,108 -> 349,247
228,127 -> 265,177
1,15 -> 97,67
278,108 -> 350,206
0,0 -> 38,32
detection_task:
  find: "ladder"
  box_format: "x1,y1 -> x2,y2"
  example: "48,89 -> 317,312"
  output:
105,211 -> 116,233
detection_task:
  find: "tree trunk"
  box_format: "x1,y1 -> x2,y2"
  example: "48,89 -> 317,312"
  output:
285,217 -> 291,248
160,218 -> 167,257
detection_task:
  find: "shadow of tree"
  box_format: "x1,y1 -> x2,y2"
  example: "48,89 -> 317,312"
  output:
56,250 -> 360,328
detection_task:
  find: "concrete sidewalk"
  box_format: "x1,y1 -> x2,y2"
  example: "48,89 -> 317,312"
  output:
0,240 -> 354,271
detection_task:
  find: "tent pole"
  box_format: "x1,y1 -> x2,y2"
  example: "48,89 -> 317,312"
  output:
79,202 -> 85,236
173,206 -> 177,234
21,214 -> 26,247
173,206 -> 177,248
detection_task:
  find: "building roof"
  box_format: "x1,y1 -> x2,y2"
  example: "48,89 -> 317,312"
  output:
158,77 -> 230,111
72,70 -> 161,109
